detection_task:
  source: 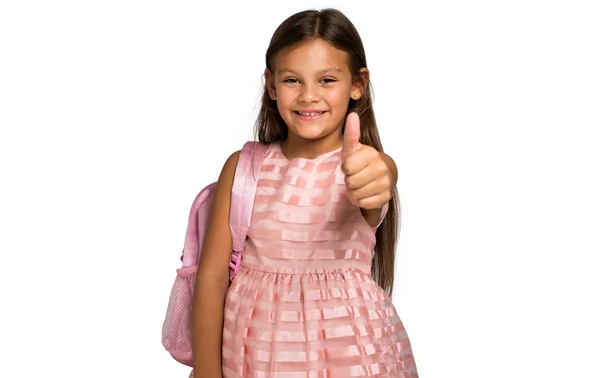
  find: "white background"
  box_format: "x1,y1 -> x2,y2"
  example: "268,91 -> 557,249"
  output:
1,1 -> 599,377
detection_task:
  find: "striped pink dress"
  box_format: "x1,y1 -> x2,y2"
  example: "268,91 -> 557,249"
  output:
222,142 -> 418,377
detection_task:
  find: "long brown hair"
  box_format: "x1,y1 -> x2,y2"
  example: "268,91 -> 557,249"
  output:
254,8 -> 399,295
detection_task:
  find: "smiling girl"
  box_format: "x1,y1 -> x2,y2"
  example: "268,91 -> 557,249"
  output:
191,8 -> 418,378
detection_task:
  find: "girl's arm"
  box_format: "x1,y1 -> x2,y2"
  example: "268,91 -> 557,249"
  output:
191,150 -> 241,378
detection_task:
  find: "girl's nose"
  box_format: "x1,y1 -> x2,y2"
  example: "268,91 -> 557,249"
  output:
298,84 -> 320,103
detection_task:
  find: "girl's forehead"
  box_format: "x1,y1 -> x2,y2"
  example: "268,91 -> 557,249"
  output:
274,38 -> 350,73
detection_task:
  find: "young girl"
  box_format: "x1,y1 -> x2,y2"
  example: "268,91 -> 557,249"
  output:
191,8 -> 418,378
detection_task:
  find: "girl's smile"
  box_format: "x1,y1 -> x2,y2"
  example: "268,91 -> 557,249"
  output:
293,109 -> 328,121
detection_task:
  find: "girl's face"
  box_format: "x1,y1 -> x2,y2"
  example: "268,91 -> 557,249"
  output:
266,38 -> 366,150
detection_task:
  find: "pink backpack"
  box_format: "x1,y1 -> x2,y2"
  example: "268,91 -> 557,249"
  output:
161,141 -> 267,367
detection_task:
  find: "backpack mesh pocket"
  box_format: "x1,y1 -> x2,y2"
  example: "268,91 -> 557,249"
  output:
161,265 -> 197,366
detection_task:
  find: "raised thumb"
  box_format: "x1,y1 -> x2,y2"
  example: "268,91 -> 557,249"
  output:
342,112 -> 361,161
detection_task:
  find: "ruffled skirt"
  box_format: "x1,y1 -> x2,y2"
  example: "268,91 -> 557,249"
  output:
221,266 -> 418,377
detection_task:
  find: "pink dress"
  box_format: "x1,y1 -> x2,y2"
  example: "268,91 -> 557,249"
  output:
222,142 -> 418,377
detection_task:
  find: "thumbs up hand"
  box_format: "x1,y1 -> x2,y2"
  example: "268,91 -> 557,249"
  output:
341,112 -> 393,211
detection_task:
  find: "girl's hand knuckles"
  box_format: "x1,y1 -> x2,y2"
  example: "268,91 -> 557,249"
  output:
376,161 -> 388,177
380,175 -> 391,189
341,162 -> 351,175
345,175 -> 356,189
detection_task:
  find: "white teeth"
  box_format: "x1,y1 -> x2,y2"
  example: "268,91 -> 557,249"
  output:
299,111 -> 323,116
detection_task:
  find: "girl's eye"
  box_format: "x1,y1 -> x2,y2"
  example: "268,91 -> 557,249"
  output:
321,78 -> 337,84
283,78 -> 299,84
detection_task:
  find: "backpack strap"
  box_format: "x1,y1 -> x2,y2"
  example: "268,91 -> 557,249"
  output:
228,141 -> 267,277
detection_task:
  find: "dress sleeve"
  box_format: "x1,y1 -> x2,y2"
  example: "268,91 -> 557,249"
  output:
372,202 -> 389,229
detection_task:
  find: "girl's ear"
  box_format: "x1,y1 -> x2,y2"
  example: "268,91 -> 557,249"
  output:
264,68 -> 277,100
351,67 -> 370,100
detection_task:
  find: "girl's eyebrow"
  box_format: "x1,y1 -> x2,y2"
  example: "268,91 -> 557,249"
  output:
277,67 -> 345,75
